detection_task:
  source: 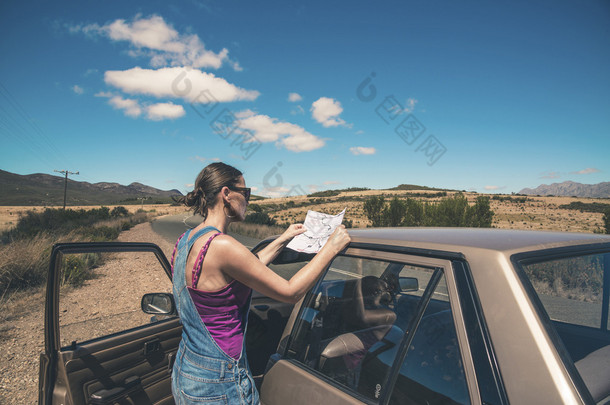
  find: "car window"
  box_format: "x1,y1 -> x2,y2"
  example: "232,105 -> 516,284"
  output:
58,251 -> 174,348
519,251 -> 610,403
286,255 -> 470,403
522,253 -> 608,329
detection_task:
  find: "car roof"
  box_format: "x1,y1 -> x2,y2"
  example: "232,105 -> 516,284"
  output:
346,228 -> 610,254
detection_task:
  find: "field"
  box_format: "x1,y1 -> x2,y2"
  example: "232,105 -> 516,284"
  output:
254,190 -> 609,233
1,192 -> 608,234
0,204 -> 187,233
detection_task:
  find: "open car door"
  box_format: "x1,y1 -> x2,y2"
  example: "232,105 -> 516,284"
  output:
39,242 -> 181,405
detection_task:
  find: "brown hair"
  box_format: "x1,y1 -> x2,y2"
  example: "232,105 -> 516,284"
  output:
177,162 -> 243,219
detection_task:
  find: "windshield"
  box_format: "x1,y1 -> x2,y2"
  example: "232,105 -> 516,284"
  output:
520,251 -> 610,402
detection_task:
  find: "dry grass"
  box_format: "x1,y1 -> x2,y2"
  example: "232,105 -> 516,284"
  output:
0,232 -> 61,294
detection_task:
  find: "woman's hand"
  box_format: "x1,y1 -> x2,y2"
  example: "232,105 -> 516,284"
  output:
325,225 -> 351,254
279,223 -> 307,243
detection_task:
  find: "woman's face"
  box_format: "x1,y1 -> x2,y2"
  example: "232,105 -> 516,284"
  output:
229,176 -> 249,221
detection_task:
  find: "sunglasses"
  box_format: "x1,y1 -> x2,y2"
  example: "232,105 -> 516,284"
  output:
228,185 -> 251,202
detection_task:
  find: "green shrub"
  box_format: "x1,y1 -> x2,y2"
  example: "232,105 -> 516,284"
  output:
248,204 -> 263,213
111,206 -> 129,217
82,226 -> 120,241
245,212 -> 277,226
383,197 -> 407,227
1,207 -> 112,242
363,193 -> 494,228
60,253 -> 102,287
0,208 -> 152,295
363,196 -> 385,227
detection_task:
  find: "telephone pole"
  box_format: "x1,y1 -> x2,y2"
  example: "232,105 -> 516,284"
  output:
54,170 -> 79,209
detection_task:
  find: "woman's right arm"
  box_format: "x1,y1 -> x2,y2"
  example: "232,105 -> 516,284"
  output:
218,226 -> 351,304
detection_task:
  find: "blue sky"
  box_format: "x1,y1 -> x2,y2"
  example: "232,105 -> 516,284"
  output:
1,0 -> 609,197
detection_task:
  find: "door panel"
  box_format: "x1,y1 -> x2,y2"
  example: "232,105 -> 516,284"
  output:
56,319 -> 181,404
260,359 -> 363,405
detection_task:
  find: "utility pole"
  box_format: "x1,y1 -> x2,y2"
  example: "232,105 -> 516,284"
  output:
54,170 -> 79,209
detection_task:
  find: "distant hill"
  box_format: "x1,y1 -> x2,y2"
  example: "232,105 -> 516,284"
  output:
519,181 -> 610,198
0,169 -> 183,206
390,184 -> 451,191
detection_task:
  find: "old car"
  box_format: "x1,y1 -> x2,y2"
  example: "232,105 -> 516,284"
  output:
39,228 -> 610,404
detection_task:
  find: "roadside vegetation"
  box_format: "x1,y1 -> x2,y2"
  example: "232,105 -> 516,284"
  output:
0,207 -> 153,298
363,192 -> 494,227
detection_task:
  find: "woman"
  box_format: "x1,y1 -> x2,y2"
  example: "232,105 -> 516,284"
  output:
171,162 -> 350,404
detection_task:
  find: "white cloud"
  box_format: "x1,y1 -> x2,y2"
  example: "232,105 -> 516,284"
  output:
572,167 -> 600,175
108,96 -> 142,117
236,110 -> 325,152
74,15 -> 240,70
104,66 -> 259,103
146,102 -> 185,120
95,91 -> 114,98
311,97 -> 348,127
288,92 -> 302,102
484,185 -> 500,190
349,146 -> 376,155
107,95 -> 185,121
72,85 -> 84,95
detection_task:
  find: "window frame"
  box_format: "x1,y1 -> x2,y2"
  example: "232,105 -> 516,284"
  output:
283,244 -> 481,405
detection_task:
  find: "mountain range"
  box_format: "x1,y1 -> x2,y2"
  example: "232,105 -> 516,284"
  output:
0,169 -> 183,206
519,181 -> 610,198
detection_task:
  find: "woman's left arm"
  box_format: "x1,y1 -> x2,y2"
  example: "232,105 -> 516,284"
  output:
255,224 -> 306,265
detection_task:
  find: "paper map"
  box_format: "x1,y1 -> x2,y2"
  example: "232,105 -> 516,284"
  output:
286,208 -> 346,253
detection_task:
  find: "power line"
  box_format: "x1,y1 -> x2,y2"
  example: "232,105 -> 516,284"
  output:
0,82 -> 68,163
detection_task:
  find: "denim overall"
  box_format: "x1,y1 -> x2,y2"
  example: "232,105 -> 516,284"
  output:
171,226 -> 259,405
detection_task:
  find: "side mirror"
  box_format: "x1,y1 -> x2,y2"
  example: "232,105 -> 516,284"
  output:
399,277 -> 419,292
141,293 -> 176,315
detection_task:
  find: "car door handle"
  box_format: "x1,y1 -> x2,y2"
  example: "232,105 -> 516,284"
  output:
89,376 -> 141,404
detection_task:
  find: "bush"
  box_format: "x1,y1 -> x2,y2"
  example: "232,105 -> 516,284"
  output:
604,209 -> 610,235
61,254 -> 101,287
363,193 -> 494,228
81,226 -> 120,241
383,197 -> 407,227
1,207 -> 112,243
111,206 -> 129,217
404,198 -> 425,226
244,212 -> 277,226
0,207 -> 152,295
363,196 -> 385,227
248,204 -> 263,213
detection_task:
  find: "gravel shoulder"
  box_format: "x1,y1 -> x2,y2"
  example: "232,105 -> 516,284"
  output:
0,221 -> 173,404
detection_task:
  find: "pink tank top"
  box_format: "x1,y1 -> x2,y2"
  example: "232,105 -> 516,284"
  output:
172,231 -> 251,359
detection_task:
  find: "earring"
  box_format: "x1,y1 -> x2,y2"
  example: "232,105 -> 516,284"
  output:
224,204 -> 236,219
